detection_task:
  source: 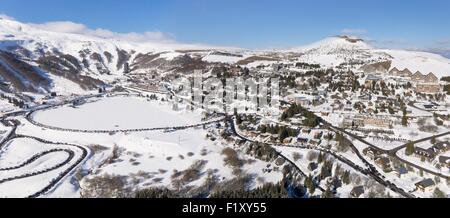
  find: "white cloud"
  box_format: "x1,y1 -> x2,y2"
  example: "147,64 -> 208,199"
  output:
28,21 -> 175,43
0,13 -> 16,20
341,28 -> 368,35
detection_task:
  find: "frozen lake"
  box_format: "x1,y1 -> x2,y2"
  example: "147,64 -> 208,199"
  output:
32,96 -> 202,131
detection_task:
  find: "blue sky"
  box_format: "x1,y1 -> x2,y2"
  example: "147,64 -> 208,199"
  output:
1,0 -> 449,49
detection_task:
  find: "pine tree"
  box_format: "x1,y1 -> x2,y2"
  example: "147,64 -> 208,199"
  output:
279,127 -> 289,142
433,188 -> 446,198
305,175 -> 316,195
405,142 -> 415,156
321,188 -> 334,198
318,152 -> 324,163
401,107 -> 408,126
236,115 -> 242,125
430,137 -> 436,144
342,171 -> 350,185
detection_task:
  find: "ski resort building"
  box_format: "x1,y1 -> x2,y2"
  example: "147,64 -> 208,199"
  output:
415,179 -> 436,192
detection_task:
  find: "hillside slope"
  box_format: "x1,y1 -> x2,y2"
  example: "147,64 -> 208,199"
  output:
1,17 -> 449,95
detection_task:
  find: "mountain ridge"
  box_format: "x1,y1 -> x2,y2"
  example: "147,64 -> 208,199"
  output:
0,17 -> 449,95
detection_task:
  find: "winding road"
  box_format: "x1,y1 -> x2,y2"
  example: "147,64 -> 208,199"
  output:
0,91 -> 226,198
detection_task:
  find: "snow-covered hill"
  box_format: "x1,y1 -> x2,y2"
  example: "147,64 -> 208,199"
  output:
0,18 -> 239,94
377,49 -> 450,79
0,17 -> 449,95
287,36 -> 450,77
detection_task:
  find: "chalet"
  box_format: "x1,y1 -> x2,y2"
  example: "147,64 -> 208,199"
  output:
438,156 -> 450,168
415,141 -> 450,160
414,147 -> 436,160
415,178 -> 435,192
363,147 -> 383,160
415,83 -> 441,94
313,131 -> 323,139
395,166 -> 408,178
283,137 -> 293,144
350,186 -> 365,198
389,67 -> 401,76
434,141 -> 450,153
308,162 -> 318,171
409,71 -> 441,93
423,72 -> 439,83
390,68 -> 413,78
399,68 -> 413,77
321,112 -> 330,116
309,140 -> 320,146
411,71 -> 425,82
375,157 -> 392,172
297,137 -> 309,143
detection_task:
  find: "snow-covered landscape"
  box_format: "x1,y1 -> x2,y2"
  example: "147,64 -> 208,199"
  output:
1,9 -> 450,199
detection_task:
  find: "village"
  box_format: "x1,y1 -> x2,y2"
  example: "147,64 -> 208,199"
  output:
229,59 -> 450,198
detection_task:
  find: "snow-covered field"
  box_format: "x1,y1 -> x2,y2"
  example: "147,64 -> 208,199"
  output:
0,137 -> 86,198
0,95 -> 285,197
0,98 -> 17,114
32,96 -> 203,131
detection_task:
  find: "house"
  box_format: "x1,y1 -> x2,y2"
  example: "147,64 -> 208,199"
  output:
321,112 -> 330,116
411,71 -> 425,82
423,72 -> 439,83
375,157 -> 392,172
326,177 -> 342,190
395,166 -> 408,178
313,131 -> 323,139
350,115 -> 392,128
302,128 -> 311,134
283,137 -> 293,144
297,137 -> 309,143
415,178 -> 435,192
414,147 -> 436,160
415,141 -> 450,160
308,162 -> 318,171
350,186 -> 365,198
409,71 -> 441,93
363,147 -> 383,160
415,83 -> 441,94
309,140 -> 320,146
438,156 -> 450,168
399,68 -> 413,77
433,141 -> 450,153
390,68 -> 413,78
389,67 -> 401,76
